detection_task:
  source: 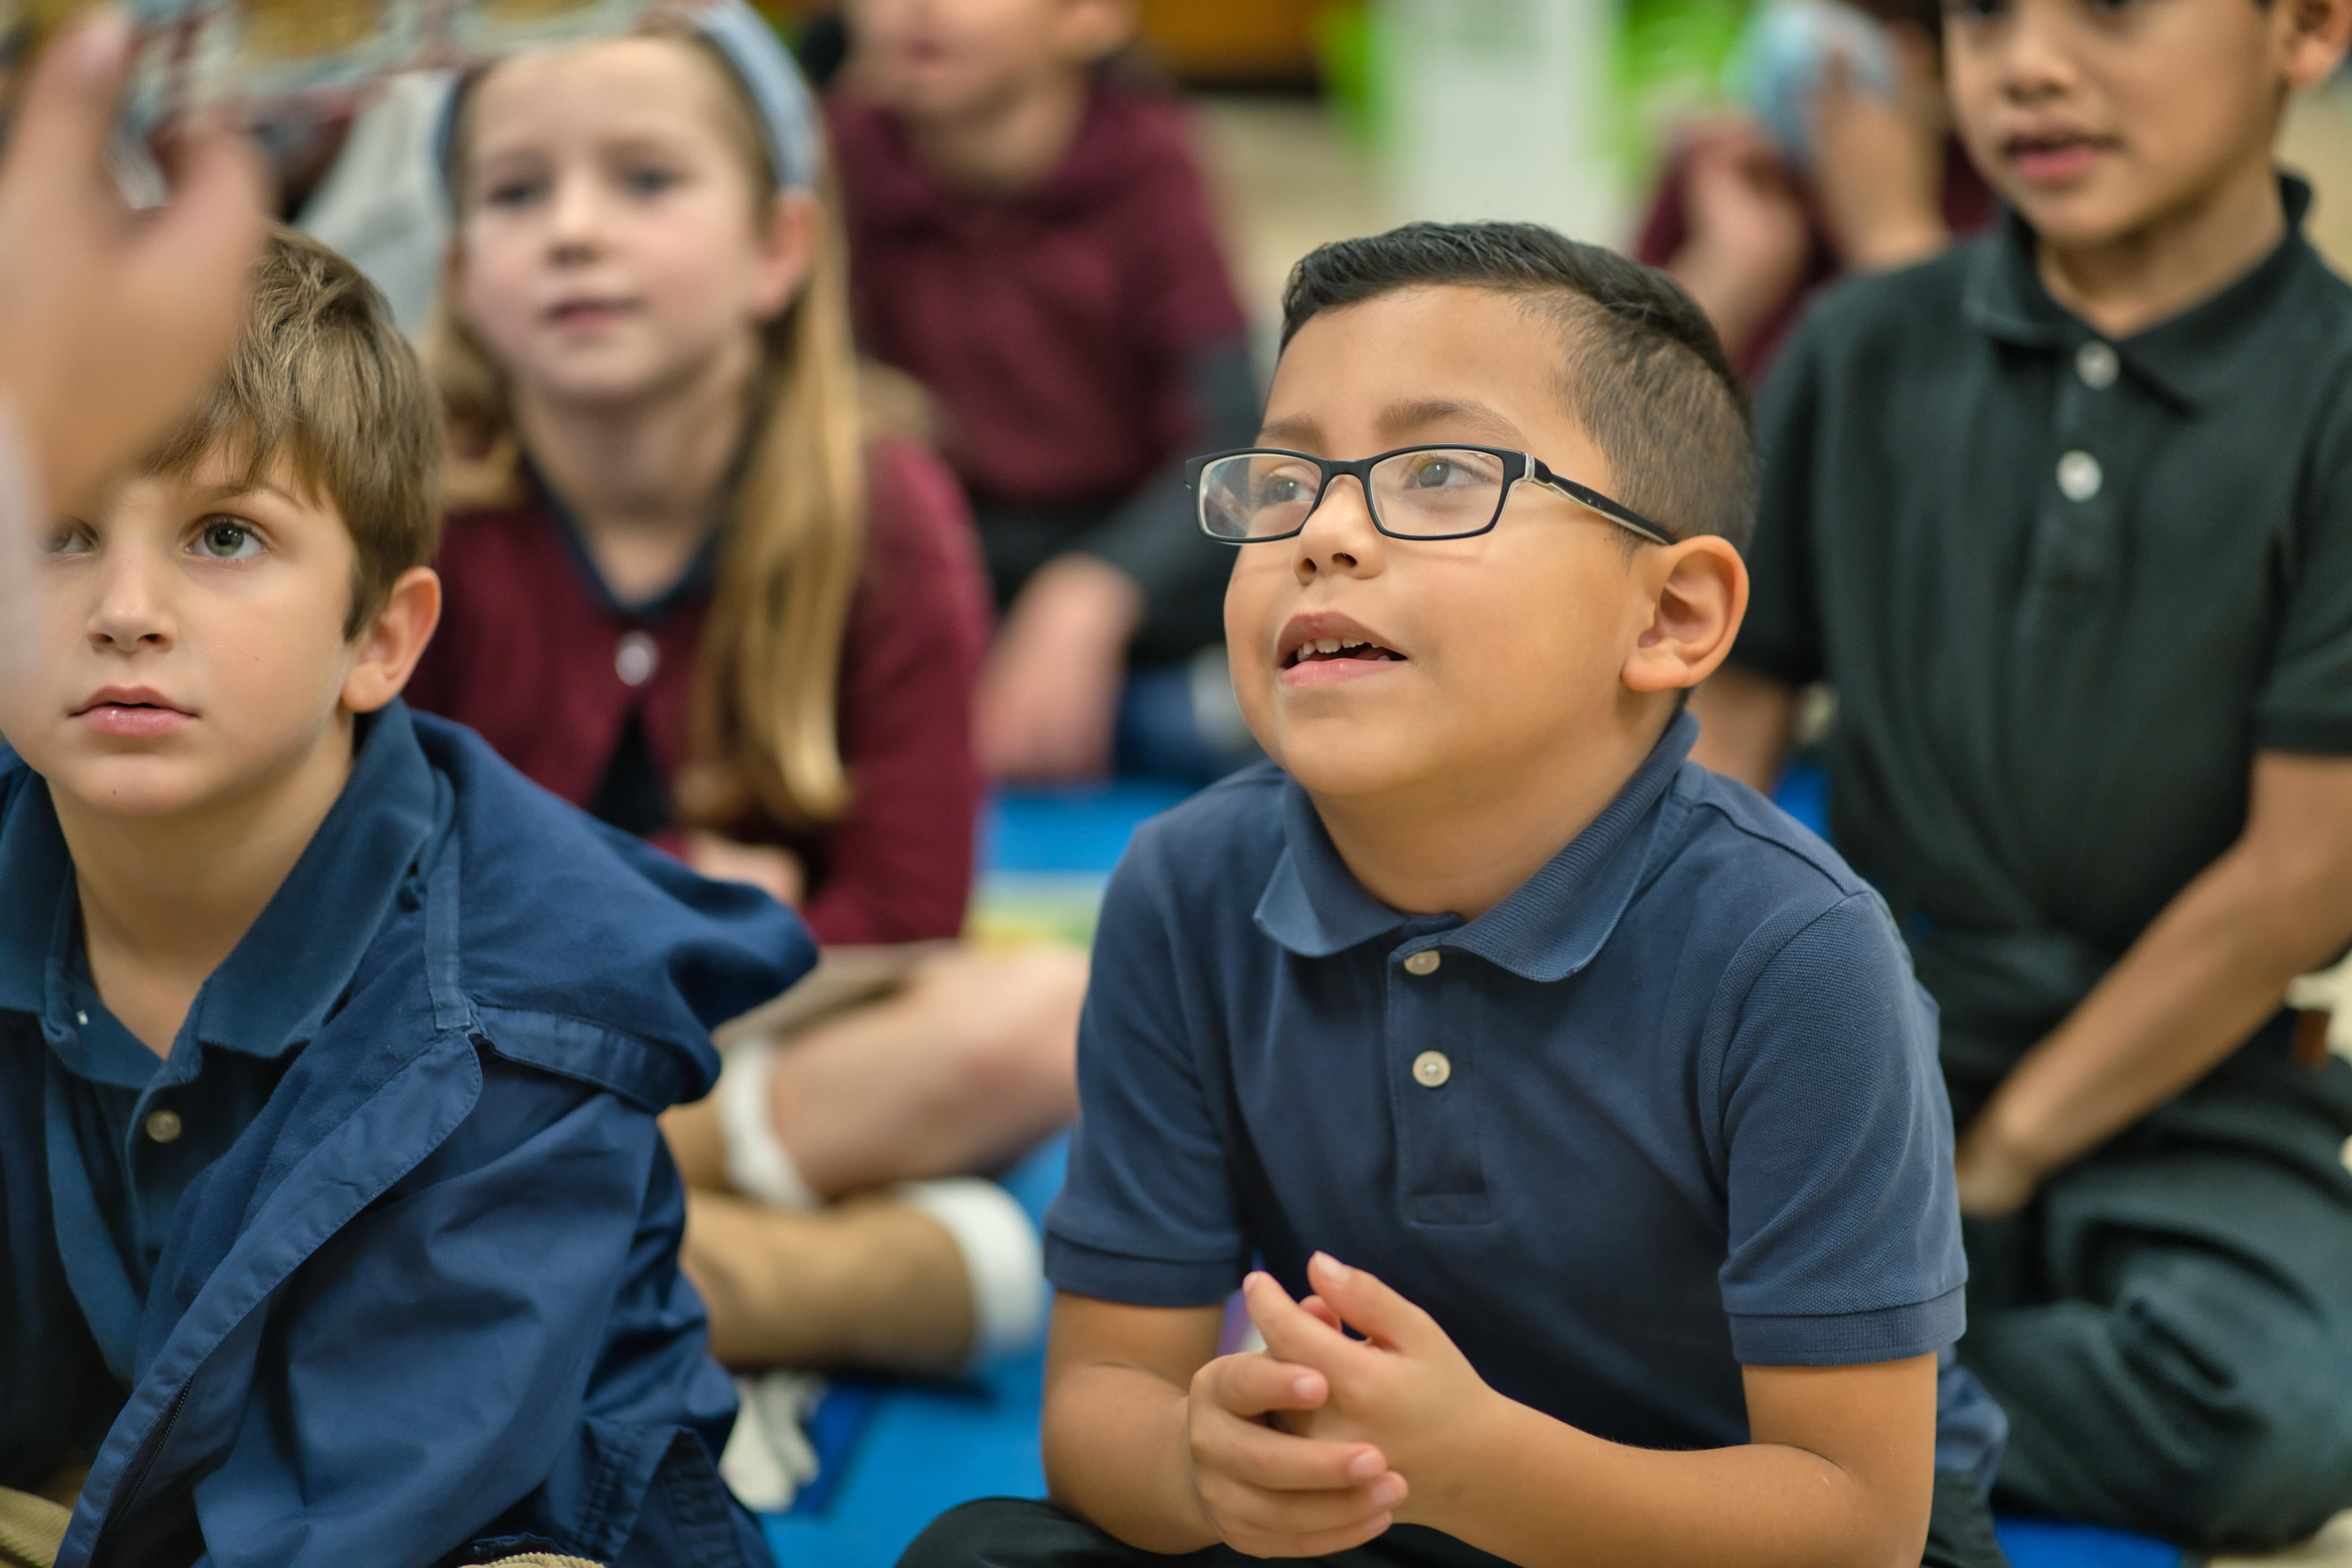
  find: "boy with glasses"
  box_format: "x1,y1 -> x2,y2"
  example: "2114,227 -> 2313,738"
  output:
1693,0 -> 2352,1548
899,222 -> 2009,1568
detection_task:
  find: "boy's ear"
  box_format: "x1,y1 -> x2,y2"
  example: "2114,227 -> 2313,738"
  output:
1621,536 -> 1749,696
750,190 -> 822,326
343,566 -> 443,716
2278,0 -> 2352,88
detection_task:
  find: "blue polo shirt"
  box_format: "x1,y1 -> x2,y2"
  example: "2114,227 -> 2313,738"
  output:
9,710 -> 436,1388
1048,712 -> 1998,1471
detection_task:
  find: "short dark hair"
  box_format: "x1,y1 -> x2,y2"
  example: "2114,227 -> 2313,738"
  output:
1279,222 -> 1757,552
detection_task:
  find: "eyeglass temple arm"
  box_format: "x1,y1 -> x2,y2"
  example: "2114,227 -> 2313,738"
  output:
1529,469 -> 1676,548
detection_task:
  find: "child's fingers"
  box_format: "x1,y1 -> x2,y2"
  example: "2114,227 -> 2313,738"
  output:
1194,1404 -> 1391,1494
1242,1270 -> 1367,1373
1305,1252 -> 1441,1354
1197,1349 -> 1327,1419
1206,1490 -> 1397,1561
3,8 -> 133,202
1299,1294 -> 1343,1332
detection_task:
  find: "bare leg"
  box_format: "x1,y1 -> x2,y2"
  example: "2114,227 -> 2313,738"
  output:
682,1190 -> 974,1373
762,944 -> 1085,1200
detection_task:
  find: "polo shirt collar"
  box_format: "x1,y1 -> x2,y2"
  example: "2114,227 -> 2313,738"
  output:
1962,172 -> 2316,409
0,701 -> 440,1058
1254,711 -> 1696,982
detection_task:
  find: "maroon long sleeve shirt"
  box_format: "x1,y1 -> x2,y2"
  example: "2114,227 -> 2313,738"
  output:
407,435 -> 992,946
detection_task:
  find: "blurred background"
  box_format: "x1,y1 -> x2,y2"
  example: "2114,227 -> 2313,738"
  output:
744,0 -> 2352,346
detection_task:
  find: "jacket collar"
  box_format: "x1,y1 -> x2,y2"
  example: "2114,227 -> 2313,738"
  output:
0,702 -> 439,1058
1962,172 -> 2317,410
1254,712 -> 1695,982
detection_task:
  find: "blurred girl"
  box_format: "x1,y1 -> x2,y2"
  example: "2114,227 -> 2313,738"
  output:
407,1 -> 1079,1386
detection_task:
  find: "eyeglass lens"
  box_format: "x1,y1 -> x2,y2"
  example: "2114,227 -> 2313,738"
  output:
1200,448 -> 1512,540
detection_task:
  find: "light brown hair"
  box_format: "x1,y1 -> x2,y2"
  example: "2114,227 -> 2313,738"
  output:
146,225 -> 443,638
430,33 -> 866,830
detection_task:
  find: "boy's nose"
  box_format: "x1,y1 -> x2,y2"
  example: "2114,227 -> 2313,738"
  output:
87,551 -> 175,651
1291,475 -> 1381,580
1994,0 -> 2083,99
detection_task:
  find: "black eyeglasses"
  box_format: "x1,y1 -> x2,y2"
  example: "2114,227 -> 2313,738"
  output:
1184,445 -> 1673,547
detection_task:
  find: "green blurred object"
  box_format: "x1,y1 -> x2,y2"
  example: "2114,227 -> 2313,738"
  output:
1315,0 -> 1379,149
1613,0 -> 1753,178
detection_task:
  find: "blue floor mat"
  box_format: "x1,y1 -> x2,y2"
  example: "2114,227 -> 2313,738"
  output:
760,1139 -> 1067,1568
1995,1517 -> 2182,1568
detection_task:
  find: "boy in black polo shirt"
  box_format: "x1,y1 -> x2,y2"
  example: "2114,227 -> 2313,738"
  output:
1691,0 -> 2352,1550
902,225 -> 2008,1568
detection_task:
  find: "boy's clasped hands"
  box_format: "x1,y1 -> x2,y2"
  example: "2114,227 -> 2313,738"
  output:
1187,1253 -> 1493,1557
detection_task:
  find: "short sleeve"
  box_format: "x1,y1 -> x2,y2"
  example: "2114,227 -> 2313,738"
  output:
2255,385 -> 2352,753
1716,891 -> 1967,1366
1731,322 -> 1829,688
1042,831 -> 1249,1306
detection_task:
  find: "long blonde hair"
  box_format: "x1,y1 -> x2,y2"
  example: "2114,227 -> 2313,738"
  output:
431,34 -> 864,830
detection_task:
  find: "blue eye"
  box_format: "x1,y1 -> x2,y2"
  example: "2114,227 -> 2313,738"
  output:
622,165 -> 681,197
192,518 -> 263,561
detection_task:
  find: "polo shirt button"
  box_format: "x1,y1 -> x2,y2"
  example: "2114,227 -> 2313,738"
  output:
615,632 -> 659,688
145,1108 -> 183,1144
2076,341 -> 2119,389
1412,1050 -> 1452,1089
2057,450 -> 2103,503
1403,950 -> 1442,976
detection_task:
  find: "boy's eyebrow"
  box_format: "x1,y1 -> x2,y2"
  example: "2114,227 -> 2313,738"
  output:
1257,414 -> 1324,448
1377,398 -> 1526,445
1255,400 -> 1530,455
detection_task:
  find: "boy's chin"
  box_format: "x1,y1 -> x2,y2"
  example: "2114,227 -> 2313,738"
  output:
1259,720 -> 1446,802
40,750 -> 237,822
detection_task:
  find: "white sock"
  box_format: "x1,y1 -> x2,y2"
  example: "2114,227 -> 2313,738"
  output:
895,1177 -> 1047,1370
718,1369 -> 824,1513
717,1040 -> 817,1210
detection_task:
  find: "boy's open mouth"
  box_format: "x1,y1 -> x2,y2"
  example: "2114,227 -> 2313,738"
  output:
2002,129 -> 2115,181
1285,637 -> 1404,669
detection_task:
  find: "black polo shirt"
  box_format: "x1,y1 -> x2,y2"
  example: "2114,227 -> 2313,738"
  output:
1047,714 -> 2002,1474
1735,176 -> 2352,1090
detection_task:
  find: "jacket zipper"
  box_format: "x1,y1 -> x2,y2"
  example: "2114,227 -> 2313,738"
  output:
85,1378 -> 192,1568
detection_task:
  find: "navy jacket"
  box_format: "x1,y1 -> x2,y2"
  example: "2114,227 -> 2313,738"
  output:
0,704 -> 813,1568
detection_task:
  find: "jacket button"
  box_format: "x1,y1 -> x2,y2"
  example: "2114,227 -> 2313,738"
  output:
145,1108 -> 183,1144
1412,1050 -> 1452,1089
615,631 -> 659,688
1404,950 -> 1441,976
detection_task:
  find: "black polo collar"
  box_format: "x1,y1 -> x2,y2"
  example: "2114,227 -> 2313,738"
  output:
1961,172 -> 2318,410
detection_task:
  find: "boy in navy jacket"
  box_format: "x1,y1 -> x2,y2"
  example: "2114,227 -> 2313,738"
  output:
903,225 -> 2005,1568
0,229 -> 809,1568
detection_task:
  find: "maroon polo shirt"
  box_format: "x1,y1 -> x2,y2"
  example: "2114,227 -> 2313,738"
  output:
827,82 -> 1249,513
1635,136 -> 1995,386
406,435 -> 992,947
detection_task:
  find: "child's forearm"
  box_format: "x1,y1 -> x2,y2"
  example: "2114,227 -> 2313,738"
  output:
1962,755 -> 2352,1207
1040,1362 -> 1219,1555
1410,1396 -> 1922,1568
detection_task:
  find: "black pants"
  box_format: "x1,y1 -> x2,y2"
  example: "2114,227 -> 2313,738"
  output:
900,1474 -> 2009,1568
1952,1045 -> 2352,1553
